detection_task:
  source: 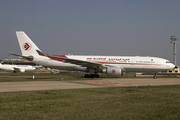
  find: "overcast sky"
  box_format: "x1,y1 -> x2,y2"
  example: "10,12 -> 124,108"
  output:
0,0 -> 180,66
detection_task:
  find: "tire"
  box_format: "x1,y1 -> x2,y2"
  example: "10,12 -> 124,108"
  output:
84,74 -> 89,78
90,74 -> 94,78
94,74 -> 99,78
153,76 -> 157,79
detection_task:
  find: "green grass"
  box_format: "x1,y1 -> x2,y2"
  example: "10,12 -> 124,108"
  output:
0,72 -> 93,81
0,71 -> 179,82
0,86 -> 180,120
0,72 -> 180,119
0,71 -> 128,81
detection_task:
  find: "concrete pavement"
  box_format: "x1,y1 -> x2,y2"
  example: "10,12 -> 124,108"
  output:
0,78 -> 180,93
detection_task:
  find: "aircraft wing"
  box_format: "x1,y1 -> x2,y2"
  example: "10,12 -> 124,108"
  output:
47,55 -> 105,69
13,67 -> 20,72
36,50 -> 106,68
13,67 -> 26,72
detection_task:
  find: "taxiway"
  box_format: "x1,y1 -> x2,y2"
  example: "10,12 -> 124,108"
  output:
0,78 -> 180,93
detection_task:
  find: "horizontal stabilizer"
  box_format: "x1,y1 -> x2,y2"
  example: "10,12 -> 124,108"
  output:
8,53 -> 34,61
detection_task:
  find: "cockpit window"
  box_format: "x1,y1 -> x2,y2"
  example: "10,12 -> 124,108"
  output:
166,61 -> 170,63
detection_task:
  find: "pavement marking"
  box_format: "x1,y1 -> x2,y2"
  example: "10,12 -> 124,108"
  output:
81,81 -> 132,86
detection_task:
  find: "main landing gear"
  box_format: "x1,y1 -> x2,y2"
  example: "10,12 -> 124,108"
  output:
84,74 -> 99,78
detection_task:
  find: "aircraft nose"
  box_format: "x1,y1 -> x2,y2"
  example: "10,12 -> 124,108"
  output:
171,63 -> 175,68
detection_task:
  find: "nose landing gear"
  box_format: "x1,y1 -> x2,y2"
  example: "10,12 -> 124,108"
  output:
153,73 -> 157,79
153,75 -> 157,79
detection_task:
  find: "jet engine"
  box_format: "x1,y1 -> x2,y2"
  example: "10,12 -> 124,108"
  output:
19,69 -> 25,72
14,68 -> 25,73
103,67 -> 121,76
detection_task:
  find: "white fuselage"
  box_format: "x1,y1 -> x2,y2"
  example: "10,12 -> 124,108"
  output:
32,55 -> 175,73
0,64 -> 36,72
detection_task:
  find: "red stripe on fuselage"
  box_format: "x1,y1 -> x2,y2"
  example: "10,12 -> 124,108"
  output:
49,55 -> 67,62
96,62 -> 160,66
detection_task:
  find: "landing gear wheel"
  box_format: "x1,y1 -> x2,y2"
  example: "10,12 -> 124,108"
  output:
153,73 -> 157,79
84,74 -> 99,78
90,74 -> 94,78
94,74 -> 99,78
84,74 -> 89,78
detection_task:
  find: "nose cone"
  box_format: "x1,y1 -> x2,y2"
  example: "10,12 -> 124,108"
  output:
170,63 -> 175,69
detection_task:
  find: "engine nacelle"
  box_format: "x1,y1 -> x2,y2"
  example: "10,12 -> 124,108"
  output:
103,67 -> 121,76
19,69 -> 25,72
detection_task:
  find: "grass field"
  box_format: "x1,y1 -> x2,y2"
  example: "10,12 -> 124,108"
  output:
0,72 -> 92,81
0,85 -> 180,120
0,72 -> 180,120
0,71 -> 179,82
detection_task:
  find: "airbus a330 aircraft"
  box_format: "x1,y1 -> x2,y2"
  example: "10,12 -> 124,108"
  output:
0,63 -> 36,72
9,31 -> 175,78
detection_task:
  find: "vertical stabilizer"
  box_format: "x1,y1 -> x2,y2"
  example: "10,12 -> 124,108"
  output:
16,31 -> 41,56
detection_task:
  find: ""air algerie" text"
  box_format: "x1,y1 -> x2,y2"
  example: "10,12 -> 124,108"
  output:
86,58 -> 130,61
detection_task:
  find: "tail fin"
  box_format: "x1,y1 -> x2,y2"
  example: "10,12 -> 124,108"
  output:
16,31 -> 41,56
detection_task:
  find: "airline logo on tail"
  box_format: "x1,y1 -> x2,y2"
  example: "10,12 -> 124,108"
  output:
23,43 -> 32,51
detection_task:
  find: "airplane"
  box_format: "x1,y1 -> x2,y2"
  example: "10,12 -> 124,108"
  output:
0,63 -> 37,72
8,31 -> 175,78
